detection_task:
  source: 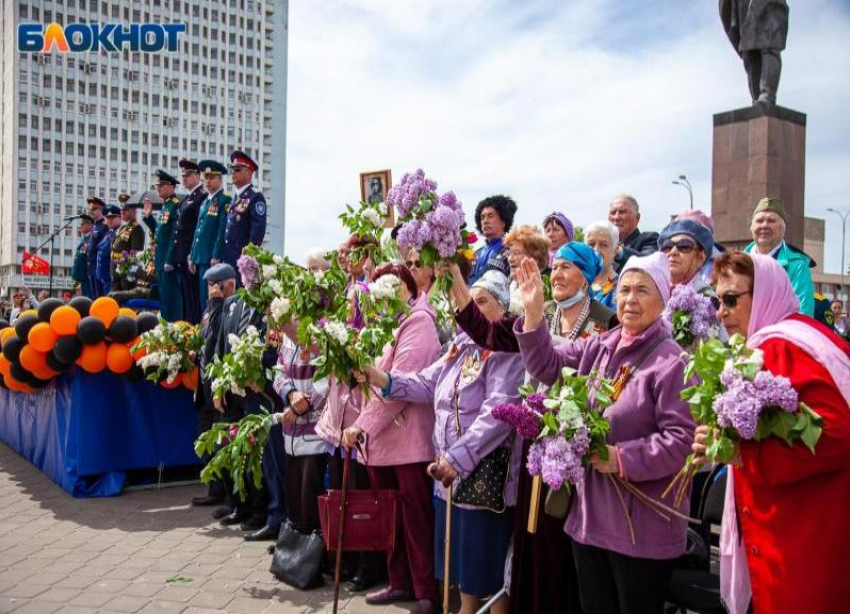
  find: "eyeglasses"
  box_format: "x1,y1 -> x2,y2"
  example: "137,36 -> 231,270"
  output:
710,291 -> 751,310
661,239 -> 697,254
405,260 -> 422,269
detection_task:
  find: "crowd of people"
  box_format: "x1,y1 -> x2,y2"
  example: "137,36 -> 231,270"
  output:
184,188 -> 848,614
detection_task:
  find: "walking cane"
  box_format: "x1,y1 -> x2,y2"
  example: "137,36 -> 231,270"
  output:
429,462 -> 453,614
332,447 -> 353,614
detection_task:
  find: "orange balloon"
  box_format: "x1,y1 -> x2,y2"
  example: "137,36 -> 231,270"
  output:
19,345 -> 48,373
28,322 -> 58,353
79,342 -> 108,374
20,309 -> 37,319
182,367 -> 199,391
90,297 -> 120,328
50,305 -> 82,336
32,366 -> 59,381
161,374 -> 183,389
0,355 -> 11,377
106,343 -> 134,374
4,374 -> 24,392
1,327 -> 16,346
118,307 -> 136,318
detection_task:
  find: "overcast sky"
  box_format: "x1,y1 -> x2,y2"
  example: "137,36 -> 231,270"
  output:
283,0 -> 850,273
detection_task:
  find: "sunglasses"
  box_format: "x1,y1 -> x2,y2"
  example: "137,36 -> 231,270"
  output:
405,260 -> 422,269
711,291 -> 751,310
661,239 -> 697,254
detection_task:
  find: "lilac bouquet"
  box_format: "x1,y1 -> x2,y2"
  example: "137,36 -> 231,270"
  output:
663,285 -> 718,349
386,170 -> 477,294
665,334 -> 823,506
493,369 -> 616,490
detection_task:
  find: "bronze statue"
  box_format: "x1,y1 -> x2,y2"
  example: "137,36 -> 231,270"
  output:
720,0 -> 789,105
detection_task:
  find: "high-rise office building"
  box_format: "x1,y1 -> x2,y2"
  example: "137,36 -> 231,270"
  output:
0,0 -> 287,293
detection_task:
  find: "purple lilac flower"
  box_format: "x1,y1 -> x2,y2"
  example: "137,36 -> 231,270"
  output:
539,435 -> 586,488
237,255 -> 260,289
664,285 -> 717,341
713,384 -> 761,440
527,441 -> 545,475
755,372 -> 799,412
719,367 -> 744,389
524,393 -> 547,415
438,191 -> 462,212
385,169 -> 438,218
396,219 -> 429,251
493,403 -> 541,440
424,205 -> 464,258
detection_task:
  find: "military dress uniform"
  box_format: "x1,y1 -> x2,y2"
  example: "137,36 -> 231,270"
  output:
86,197 -> 109,299
111,198 -> 146,292
71,214 -> 94,298
96,205 -> 120,296
173,160 -> 207,324
223,150 -> 267,273
191,160 -> 230,310
143,171 -> 182,321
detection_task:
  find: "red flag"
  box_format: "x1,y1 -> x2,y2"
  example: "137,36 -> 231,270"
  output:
22,251 -> 50,276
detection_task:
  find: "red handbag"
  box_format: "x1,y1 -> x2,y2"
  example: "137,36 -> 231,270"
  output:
318,446 -> 398,553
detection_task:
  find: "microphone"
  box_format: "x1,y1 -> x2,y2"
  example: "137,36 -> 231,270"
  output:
63,214 -> 84,220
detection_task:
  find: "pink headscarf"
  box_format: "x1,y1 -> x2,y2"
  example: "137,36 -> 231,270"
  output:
620,252 -> 671,305
721,253 -> 850,614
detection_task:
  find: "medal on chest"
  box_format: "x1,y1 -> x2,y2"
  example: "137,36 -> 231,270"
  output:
460,349 -> 490,383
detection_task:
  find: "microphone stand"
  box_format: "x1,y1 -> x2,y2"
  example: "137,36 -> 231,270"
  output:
31,218 -> 77,295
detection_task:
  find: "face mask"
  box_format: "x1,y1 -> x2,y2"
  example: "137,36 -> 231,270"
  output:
556,287 -> 585,309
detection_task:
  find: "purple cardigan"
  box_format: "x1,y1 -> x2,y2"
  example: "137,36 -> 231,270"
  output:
514,317 -> 695,560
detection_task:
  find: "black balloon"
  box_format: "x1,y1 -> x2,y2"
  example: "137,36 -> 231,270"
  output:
69,296 -> 92,318
0,319 -> 9,329
2,335 -> 24,363
37,298 -> 64,323
77,316 -> 106,345
14,314 -> 39,343
54,336 -> 83,364
29,377 -> 50,389
46,351 -> 73,372
136,312 -> 159,335
109,316 -> 138,344
10,362 -> 34,384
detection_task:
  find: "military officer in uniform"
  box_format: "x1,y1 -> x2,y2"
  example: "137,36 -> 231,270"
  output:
86,197 -> 109,299
96,205 -> 121,297
71,214 -> 94,298
223,150 -> 267,273
111,194 -> 146,291
173,159 -> 207,324
143,170 -> 182,321
190,160 -> 230,311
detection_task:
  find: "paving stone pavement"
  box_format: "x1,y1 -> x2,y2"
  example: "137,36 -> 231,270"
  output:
0,443 -> 419,614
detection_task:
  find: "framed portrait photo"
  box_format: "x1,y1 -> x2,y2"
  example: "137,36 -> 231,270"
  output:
360,169 -> 394,227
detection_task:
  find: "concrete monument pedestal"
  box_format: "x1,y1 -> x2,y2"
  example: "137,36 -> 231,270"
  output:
711,105 -> 806,250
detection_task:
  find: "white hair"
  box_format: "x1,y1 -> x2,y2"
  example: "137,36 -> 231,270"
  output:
585,220 -> 619,246
304,248 -> 330,270
611,194 -> 639,214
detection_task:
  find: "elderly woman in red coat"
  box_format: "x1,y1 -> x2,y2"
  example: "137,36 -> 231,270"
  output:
692,251 -> 850,614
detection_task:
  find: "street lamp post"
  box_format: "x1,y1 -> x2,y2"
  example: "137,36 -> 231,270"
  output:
827,207 -> 850,302
672,174 -> 694,210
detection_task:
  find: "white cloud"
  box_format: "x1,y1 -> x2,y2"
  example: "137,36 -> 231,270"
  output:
284,0 -> 850,273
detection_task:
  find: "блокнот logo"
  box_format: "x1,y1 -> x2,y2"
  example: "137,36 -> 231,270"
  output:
18,23 -> 186,53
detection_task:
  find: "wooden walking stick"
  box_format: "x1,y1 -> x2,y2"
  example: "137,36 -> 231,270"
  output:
443,482 -> 453,614
527,475 -> 542,534
332,448 -> 353,614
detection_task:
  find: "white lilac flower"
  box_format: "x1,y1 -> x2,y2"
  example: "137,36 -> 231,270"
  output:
368,274 -> 401,300
268,279 -> 283,295
362,208 -> 382,227
261,264 -> 277,281
313,271 -> 325,282
270,297 -> 291,322
273,254 -> 285,266
324,320 -> 349,345
228,333 -> 241,349
378,202 -> 388,216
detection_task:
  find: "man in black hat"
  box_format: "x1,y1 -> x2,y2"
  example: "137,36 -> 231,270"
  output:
111,194 -> 146,292
72,214 -> 94,298
86,197 -> 108,298
223,150 -> 267,271
143,170 -> 182,321
96,205 -> 121,296
172,159 -> 207,324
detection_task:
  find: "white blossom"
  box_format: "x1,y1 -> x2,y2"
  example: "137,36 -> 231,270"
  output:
313,271 -> 325,282
273,254 -> 285,266
368,274 -> 401,300
270,297 -> 291,322
378,202 -> 388,216
362,208 -> 382,227
268,279 -> 283,295
324,320 -> 349,345
261,264 -> 277,281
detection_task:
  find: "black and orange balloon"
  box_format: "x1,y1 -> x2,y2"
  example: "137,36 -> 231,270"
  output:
9,362 -> 34,384
136,312 -> 159,335
19,345 -> 48,374
68,296 -> 92,318
14,314 -> 39,344
28,322 -> 58,353
90,297 -> 120,328
109,316 -> 138,344
118,307 -> 136,319
77,316 -> 107,346
37,298 -> 64,323
2,335 -> 24,364
46,351 -> 73,373
78,342 -> 108,373
50,305 -> 82,336
1,327 -> 17,347
106,343 -> 134,374
54,336 -> 83,365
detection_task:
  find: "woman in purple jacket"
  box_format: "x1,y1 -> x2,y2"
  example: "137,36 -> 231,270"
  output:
358,271 -> 525,614
513,252 -> 695,614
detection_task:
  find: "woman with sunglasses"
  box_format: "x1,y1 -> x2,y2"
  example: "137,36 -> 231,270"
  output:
691,251 -> 850,614
657,219 -> 714,292
513,252 -> 695,614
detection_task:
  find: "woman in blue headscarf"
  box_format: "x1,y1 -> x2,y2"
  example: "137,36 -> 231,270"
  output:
448,241 -> 618,353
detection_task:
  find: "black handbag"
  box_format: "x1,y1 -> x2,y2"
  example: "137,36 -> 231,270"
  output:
449,370 -> 511,513
269,521 -> 325,589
